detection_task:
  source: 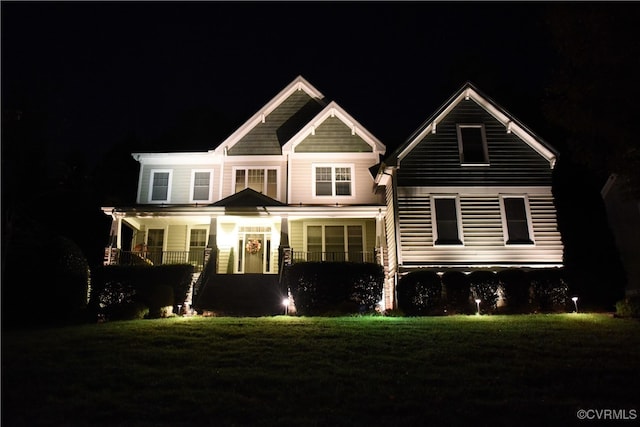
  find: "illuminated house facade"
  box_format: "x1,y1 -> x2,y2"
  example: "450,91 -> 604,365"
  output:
373,82 -> 564,296
103,76 -> 388,313
103,78 -> 563,312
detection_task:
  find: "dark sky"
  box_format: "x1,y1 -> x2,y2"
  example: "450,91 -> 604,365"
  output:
3,1 -> 559,164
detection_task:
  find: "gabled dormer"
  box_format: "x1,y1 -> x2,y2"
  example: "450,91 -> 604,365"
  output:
384,82 -> 558,187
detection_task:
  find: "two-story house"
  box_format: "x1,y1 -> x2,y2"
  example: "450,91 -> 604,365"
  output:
373,82 -> 564,308
103,78 -> 564,313
103,76 -> 388,314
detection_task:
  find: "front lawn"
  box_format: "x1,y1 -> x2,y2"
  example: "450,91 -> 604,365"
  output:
2,314 -> 639,426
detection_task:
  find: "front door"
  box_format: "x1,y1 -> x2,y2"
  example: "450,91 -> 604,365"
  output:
244,234 -> 264,273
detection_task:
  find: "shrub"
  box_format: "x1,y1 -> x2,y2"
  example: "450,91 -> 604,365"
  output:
529,269 -> 568,313
469,271 -> 499,314
497,269 -> 531,314
615,296 -> 640,318
397,270 -> 443,316
106,302 -> 149,321
442,271 -> 471,314
285,262 -> 383,316
91,264 -> 193,320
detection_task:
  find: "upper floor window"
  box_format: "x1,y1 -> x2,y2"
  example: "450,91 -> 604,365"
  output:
432,196 -> 463,245
501,196 -> 534,245
149,170 -> 172,203
457,124 -> 489,165
191,170 -> 214,202
313,165 -> 354,197
234,168 -> 278,199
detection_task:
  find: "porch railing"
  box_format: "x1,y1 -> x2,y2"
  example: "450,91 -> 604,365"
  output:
107,249 -> 206,272
291,251 -> 376,264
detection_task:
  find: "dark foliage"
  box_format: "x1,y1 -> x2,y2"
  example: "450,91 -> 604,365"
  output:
4,235 -> 90,327
529,269 -> 569,313
397,270 -> 443,316
615,295 -> 640,318
442,271 -> 471,314
469,271 -> 499,314
497,269 -> 532,314
91,264 -> 193,320
285,262 -> 383,316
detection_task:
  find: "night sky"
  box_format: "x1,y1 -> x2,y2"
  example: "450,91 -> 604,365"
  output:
3,1 -> 558,163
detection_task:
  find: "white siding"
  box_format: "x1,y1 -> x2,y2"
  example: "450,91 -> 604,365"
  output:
138,164 -> 220,204
288,154 -> 382,205
397,187 -> 563,266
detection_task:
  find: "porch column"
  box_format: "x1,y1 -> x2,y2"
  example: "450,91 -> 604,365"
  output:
104,210 -> 123,265
278,216 -> 291,267
204,217 -> 218,274
375,208 -> 385,266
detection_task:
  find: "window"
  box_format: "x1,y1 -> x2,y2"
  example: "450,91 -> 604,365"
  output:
432,197 -> 463,245
191,171 -> 213,202
150,170 -> 172,202
234,168 -> 278,199
305,224 -> 364,261
313,165 -> 353,197
501,196 -> 534,245
189,229 -> 207,267
147,229 -> 165,265
457,124 -> 489,165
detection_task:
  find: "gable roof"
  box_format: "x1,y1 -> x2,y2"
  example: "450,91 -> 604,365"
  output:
388,82 -> 558,168
282,101 -> 386,154
210,188 -> 285,207
213,76 -> 326,155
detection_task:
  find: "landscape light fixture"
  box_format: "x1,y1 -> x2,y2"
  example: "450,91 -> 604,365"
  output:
282,298 -> 290,316
572,296 -> 579,313
475,299 -> 481,315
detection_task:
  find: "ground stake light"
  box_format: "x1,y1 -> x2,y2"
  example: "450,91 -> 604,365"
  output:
282,298 -> 290,316
572,296 -> 579,313
475,299 -> 481,315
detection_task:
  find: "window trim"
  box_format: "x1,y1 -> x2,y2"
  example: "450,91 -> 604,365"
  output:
499,195 -> 536,246
148,169 -> 173,203
430,195 -> 464,246
312,164 -> 356,199
189,169 -> 215,203
456,124 -> 490,166
231,166 -> 280,200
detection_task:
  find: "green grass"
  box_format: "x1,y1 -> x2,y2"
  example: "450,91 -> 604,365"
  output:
3,314 -> 639,427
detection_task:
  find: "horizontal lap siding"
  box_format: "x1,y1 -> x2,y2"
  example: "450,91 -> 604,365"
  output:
289,156 -> 381,204
399,99 -> 552,187
139,164 -> 219,204
398,192 -> 563,265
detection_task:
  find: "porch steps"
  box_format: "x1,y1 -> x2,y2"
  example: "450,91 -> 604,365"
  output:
194,274 -> 285,316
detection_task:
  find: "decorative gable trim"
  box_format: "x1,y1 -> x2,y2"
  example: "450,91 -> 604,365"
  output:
396,83 -> 557,168
213,76 -> 325,155
282,101 -> 386,154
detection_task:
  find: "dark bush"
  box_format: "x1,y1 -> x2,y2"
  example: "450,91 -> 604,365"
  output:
442,271 -> 471,314
105,302 -> 149,321
20,236 -> 92,325
397,270 -> 443,316
529,268 -> 568,313
497,269 -> 531,313
91,264 -> 193,320
285,262 -> 383,316
615,295 -> 640,318
469,271 -> 499,314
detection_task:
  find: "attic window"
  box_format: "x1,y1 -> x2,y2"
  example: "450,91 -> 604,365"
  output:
457,124 -> 489,165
